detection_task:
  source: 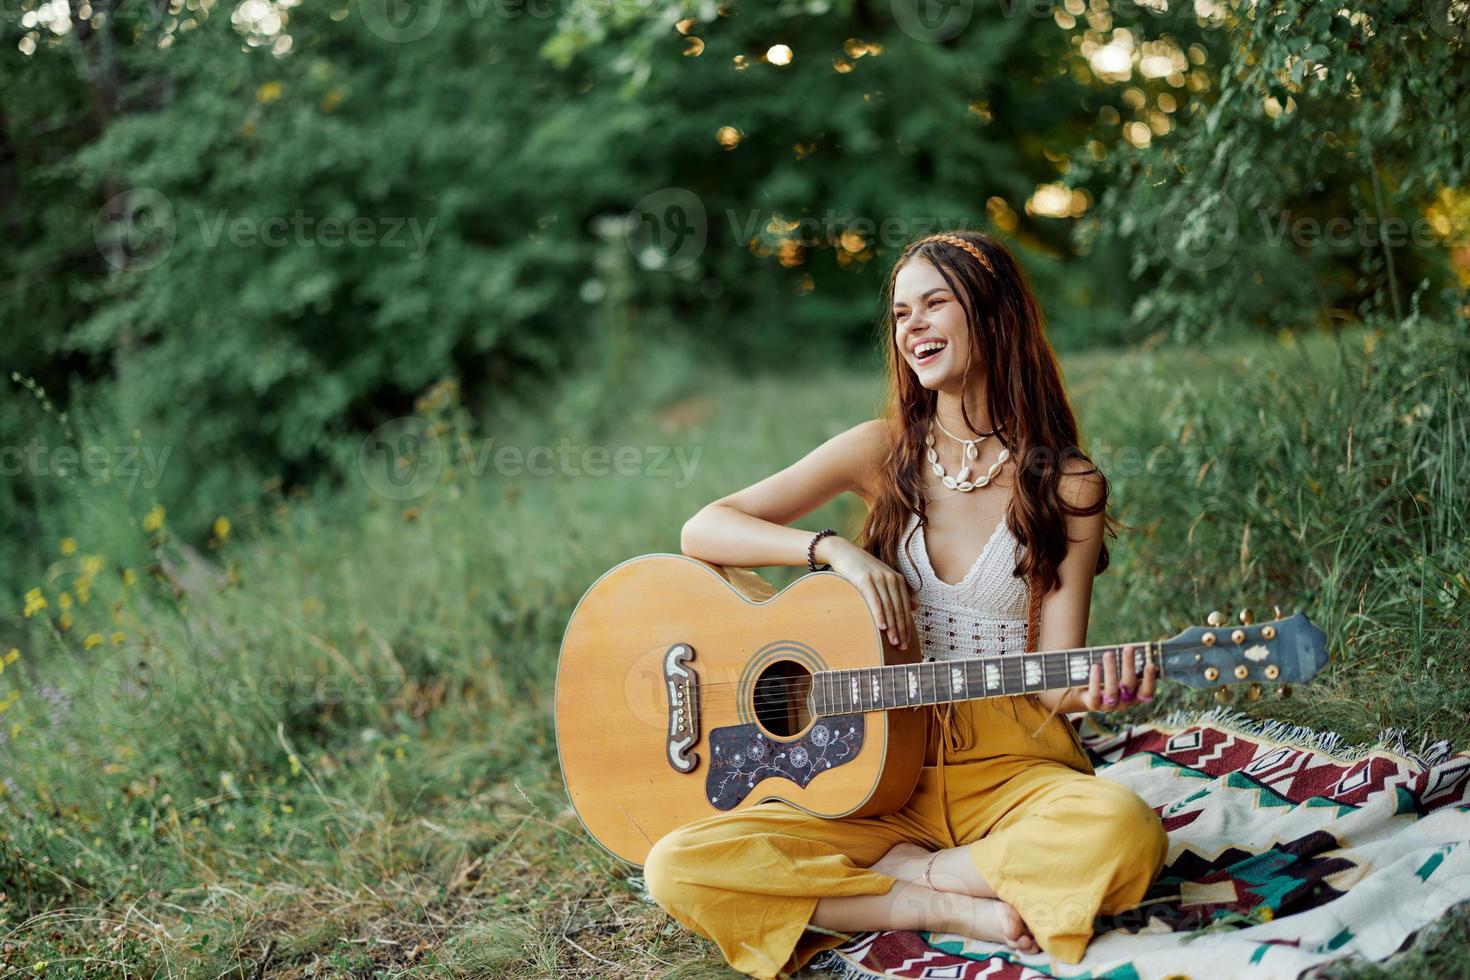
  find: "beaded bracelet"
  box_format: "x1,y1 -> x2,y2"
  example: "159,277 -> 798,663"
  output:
807,528 -> 837,572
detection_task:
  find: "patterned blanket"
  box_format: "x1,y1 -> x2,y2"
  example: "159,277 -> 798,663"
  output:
810,709 -> 1470,979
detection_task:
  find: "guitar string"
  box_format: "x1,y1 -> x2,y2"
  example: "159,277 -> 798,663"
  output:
685,645 -> 1150,697
701,657 -> 1155,711
680,647 -> 1156,711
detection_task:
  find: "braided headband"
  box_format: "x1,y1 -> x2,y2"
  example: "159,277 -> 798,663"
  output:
914,233 -> 994,275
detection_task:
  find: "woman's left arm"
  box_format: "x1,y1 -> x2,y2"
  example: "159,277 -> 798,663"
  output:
1033,468 -> 1156,714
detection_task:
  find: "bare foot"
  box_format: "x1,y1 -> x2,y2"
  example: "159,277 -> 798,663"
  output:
870,841 -> 932,883
933,892 -> 1039,955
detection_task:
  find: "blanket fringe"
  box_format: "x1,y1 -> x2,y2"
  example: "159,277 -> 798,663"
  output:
1131,705 -> 1458,769
808,947 -> 883,979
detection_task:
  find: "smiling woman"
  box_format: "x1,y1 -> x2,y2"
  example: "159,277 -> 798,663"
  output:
652,230 -> 1168,978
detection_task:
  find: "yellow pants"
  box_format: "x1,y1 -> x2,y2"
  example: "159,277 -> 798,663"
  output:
644,695 -> 1168,979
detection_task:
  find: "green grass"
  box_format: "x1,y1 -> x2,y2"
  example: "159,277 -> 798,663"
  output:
0,320 -> 1466,977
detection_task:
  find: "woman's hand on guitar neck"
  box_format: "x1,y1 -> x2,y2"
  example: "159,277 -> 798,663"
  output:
1080,645 -> 1157,712
818,535 -> 918,650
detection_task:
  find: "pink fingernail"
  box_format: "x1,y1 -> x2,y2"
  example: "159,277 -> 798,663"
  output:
1103,696 -> 1118,707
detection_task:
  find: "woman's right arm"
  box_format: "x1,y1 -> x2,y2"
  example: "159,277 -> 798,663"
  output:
679,419 -> 917,649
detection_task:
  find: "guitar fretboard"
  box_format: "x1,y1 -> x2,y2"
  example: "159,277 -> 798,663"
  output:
811,644 -> 1157,715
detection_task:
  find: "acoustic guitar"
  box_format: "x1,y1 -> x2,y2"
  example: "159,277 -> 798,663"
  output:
555,554 -> 1328,865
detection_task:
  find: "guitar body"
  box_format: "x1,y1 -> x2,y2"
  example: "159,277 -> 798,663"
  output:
555,554 -> 926,866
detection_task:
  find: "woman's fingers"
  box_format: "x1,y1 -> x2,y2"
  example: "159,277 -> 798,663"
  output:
894,581 -> 915,650
879,577 -> 904,648
1085,663 -> 1103,711
1100,649 -> 1119,708
1138,660 -> 1159,702
1119,644 -> 1138,703
860,580 -> 889,636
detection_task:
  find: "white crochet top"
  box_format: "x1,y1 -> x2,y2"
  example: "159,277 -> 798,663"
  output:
895,511 -> 1030,663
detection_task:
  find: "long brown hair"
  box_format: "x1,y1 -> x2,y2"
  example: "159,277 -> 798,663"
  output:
858,230 -> 1114,599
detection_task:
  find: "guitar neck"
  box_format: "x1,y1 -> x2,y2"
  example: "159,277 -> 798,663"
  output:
811,643 -> 1162,715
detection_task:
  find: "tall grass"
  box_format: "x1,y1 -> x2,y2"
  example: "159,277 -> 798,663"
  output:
0,319 -> 1464,976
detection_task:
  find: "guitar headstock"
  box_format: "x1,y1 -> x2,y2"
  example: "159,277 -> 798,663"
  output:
1161,607 -> 1328,699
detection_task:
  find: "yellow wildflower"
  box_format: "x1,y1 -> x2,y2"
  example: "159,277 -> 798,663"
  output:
82,555 -> 104,575
257,81 -> 283,103
111,631 -> 126,646
2,648 -> 17,666
122,568 -> 138,587
23,589 -> 46,617
58,591 -> 73,610
84,634 -> 103,650
60,538 -> 77,556
59,612 -> 73,631
143,505 -> 166,533
213,516 -> 231,541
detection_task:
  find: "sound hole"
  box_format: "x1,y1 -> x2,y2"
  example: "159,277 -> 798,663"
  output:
753,659 -> 813,738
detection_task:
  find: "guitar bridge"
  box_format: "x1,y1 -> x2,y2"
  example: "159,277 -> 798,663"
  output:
664,643 -> 700,773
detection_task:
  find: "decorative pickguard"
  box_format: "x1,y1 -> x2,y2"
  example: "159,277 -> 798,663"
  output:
705,715 -> 865,810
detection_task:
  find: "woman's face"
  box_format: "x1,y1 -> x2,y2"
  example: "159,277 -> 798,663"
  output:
891,257 -> 973,392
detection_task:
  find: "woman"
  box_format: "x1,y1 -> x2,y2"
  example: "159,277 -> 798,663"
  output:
645,231 -> 1168,978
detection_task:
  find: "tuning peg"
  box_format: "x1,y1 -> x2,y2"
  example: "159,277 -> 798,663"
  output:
1276,684 -> 1293,699
1239,608 -> 1254,625
1207,610 -> 1227,627
1272,605 -> 1283,619
1215,686 -> 1233,704
1246,682 -> 1262,701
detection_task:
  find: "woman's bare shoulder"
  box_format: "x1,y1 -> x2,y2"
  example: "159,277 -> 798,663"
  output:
1057,454 -> 1107,511
834,418 -> 896,500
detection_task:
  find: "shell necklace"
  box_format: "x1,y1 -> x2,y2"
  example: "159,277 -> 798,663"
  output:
925,417 -> 1009,492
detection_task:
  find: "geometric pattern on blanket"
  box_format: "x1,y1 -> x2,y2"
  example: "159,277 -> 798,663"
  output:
810,709 -> 1470,980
